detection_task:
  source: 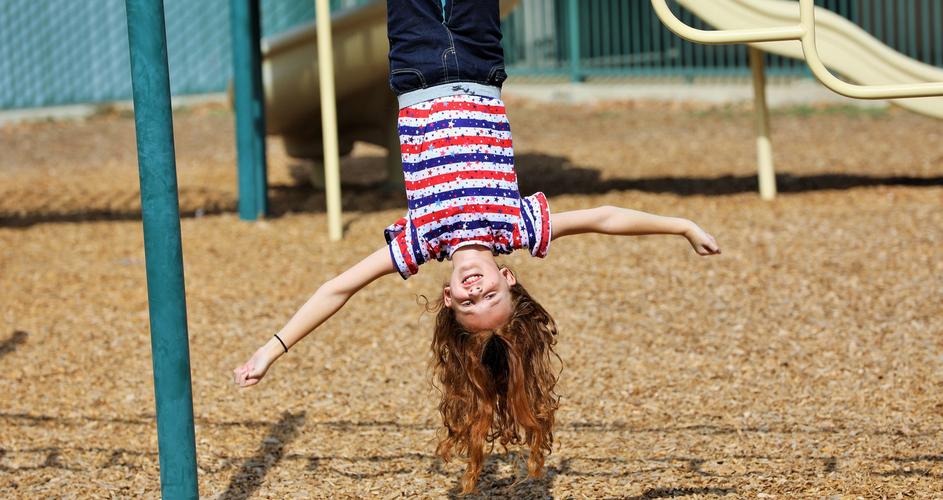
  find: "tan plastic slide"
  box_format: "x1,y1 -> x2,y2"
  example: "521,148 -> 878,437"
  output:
261,0 -> 520,185
675,0 -> 943,119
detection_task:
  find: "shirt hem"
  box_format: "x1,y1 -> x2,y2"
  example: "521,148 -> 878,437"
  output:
398,82 -> 502,109
447,240 -> 495,259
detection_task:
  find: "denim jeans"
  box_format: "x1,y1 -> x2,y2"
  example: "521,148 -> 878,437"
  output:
387,0 -> 508,99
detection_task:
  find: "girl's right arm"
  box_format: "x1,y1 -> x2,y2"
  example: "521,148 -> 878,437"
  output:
550,205 -> 721,255
233,245 -> 396,387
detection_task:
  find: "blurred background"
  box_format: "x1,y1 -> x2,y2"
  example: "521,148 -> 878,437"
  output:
2,0 -> 941,110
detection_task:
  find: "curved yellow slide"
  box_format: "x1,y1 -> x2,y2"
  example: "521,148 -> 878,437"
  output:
262,0 -> 520,166
675,0 -> 943,119
262,1 -> 391,162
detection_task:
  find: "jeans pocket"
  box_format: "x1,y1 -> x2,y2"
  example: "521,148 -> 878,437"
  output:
442,48 -> 459,81
487,64 -> 508,86
389,68 -> 427,94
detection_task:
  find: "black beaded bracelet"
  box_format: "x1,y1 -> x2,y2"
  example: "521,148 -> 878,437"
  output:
273,333 -> 288,353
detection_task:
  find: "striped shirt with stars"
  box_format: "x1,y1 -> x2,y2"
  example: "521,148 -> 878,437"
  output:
385,94 -> 551,279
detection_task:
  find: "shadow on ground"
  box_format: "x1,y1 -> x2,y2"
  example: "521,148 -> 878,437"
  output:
3,153 -> 942,228
623,487 -> 738,499
0,331 -> 28,359
2,411 -> 941,487
438,453 -> 560,499
218,411 -> 306,500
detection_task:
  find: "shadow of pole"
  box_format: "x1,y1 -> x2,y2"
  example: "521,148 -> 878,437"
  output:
0,330 -> 28,359
219,411 -> 306,500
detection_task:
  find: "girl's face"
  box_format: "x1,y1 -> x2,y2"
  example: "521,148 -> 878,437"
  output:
443,256 -> 516,333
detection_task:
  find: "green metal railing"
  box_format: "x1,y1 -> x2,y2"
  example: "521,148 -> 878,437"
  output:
502,0 -> 943,80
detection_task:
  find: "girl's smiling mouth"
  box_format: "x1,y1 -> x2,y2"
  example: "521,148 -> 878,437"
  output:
462,274 -> 483,286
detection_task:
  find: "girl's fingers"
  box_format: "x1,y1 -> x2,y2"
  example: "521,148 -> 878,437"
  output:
233,363 -> 253,386
232,357 -> 268,387
696,241 -> 720,255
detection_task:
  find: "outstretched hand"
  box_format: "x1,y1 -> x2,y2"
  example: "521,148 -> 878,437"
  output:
233,341 -> 282,388
684,223 -> 721,256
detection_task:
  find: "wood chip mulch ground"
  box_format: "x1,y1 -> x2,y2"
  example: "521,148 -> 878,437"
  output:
1,98 -> 941,499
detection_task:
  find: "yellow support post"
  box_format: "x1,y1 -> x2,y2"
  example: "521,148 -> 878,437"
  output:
749,47 -> 776,200
315,0 -> 343,241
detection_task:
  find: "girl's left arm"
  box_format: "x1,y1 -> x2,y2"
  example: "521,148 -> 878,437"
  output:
233,245 -> 396,387
550,206 -> 721,255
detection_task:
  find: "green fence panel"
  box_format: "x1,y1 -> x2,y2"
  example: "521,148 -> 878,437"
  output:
0,0 -> 370,110
502,0 -> 943,79
3,0 -> 942,109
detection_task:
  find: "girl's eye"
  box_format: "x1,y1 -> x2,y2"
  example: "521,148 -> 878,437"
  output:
486,293 -> 496,299
462,301 -> 472,306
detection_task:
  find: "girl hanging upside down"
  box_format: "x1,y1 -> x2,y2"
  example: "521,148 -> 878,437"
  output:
234,0 -> 721,494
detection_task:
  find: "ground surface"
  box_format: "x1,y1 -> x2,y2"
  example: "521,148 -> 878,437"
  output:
1,99 -> 941,499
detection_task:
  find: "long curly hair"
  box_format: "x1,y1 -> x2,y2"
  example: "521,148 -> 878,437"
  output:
428,272 -> 562,494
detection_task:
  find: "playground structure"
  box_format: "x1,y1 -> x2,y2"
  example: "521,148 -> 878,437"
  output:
226,0 -> 519,239
247,0 -> 943,229
261,1 -> 393,188
667,0 -> 943,117
653,0 -> 943,199
110,0 -> 943,497
257,0 -> 520,203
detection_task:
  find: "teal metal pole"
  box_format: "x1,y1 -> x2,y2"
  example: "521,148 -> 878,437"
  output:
567,0 -> 583,82
125,0 -> 199,498
230,0 -> 268,220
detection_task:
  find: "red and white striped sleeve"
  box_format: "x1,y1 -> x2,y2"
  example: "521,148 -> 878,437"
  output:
384,216 -> 421,279
519,192 -> 552,258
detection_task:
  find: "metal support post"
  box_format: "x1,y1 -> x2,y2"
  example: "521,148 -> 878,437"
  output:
316,0 -> 343,240
231,0 -> 269,220
125,0 -> 199,497
749,46 -> 777,200
567,0 -> 583,82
